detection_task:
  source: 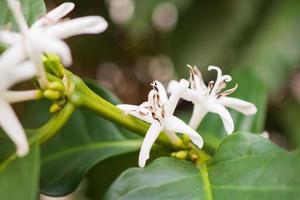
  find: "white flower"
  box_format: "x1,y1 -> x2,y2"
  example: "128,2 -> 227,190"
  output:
0,0 -> 108,88
117,80 -> 203,167
168,65 -> 257,134
0,61 -> 39,157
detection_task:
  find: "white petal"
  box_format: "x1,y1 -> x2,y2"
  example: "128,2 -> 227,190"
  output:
167,80 -> 195,102
3,90 -> 39,103
206,101 -> 234,134
0,97 -> 29,156
139,121 -> 162,167
1,61 -> 37,89
187,65 -> 207,92
30,34 -> 72,66
46,16 -> 108,39
189,103 -> 207,130
218,96 -> 257,115
0,44 -> 26,69
117,104 -> 153,124
32,2 -> 75,28
167,80 -> 178,94
164,116 -> 203,148
0,30 -> 21,45
7,0 -> 29,33
152,81 -> 168,104
165,79 -> 189,115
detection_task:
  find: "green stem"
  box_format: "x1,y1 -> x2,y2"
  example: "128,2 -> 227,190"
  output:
72,72 -> 211,158
0,103 -> 75,170
74,77 -> 172,147
29,103 -> 75,144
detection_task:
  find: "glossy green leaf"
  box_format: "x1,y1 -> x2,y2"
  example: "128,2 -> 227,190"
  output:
237,0 -> 300,92
22,82 -> 142,196
105,132 -> 300,200
0,143 -> 40,200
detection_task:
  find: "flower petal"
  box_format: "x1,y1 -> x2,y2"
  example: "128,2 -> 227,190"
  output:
188,65 -> 207,92
0,97 -> 28,156
32,2 -> 75,28
152,81 -> 168,104
0,44 -> 26,69
3,90 -> 39,103
0,30 -> 21,45
117,104 -> 153,124
7,0 -> 29,33
206,101 -> 234,134
218,96 -> 257,115
165,79 -> 189,115
30,34 -> 72,66
189,103 -> 207,130
164,116 -> 203,148
167,80 -> 195,102
1,61 -> 36,90
139,121 -> 162,167
46,16 -> 108,39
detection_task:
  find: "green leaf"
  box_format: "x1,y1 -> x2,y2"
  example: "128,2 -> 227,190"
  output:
22,82 -> 142,196
0,0 -> 45,29
237,0 -> 300,92
199,68 -> 268,151
0,143 -> 40,200
105,132 -> 300,200
167,0 -> 266,76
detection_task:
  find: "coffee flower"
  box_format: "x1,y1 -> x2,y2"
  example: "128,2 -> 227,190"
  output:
168,65 -> 257,134
117,80 -> 203,167
0,0 -> 108,88
0,61 -> 40,157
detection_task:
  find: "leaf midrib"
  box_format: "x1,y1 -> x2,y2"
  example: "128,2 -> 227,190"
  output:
42,139 -> 142,164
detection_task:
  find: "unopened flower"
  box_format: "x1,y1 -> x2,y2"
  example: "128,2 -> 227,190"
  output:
168,65 -> 257,134
0,61 -> 40,157
118,80 -> 203,167
0,0 -> 108,88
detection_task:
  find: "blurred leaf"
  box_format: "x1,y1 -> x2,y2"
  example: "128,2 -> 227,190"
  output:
0,143 -> 40,200
238,0 -> 300,92
0,0 -> 45,28
167,0 -> 266,75
23,81 -> 141,196
275,100 -> 300,148
105,132 -> 300,200
197,68 -> 268,151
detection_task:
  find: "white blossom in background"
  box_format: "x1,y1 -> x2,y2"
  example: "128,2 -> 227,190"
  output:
0,0 -> 108,88
107,0 -> 135,25
0,59 -> 38,157
168,65 -> 257,134
118,80 -> 203,167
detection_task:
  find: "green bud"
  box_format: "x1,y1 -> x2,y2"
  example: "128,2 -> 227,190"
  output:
43,54 -> 65,78
49,81 -> 64,91
35,90 -> 43,99
43,89 -> 61,99
49,103 -> 61,113
171,150 -> 188,160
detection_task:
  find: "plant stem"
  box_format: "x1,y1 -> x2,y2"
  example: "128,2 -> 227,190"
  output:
0,103 -> 75,170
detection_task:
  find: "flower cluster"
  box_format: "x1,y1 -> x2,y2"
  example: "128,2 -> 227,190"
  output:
0,0 -> 107,156
118,65 -> 257,167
